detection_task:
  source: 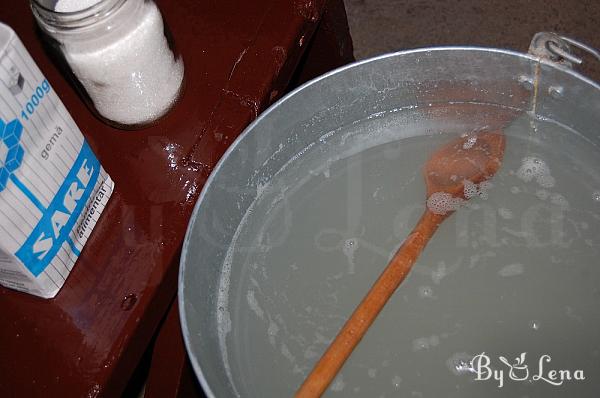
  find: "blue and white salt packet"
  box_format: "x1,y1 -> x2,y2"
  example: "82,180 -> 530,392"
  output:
0,23 -> 114,298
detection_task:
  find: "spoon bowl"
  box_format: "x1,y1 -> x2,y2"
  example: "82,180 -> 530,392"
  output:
425,130 -> 506,198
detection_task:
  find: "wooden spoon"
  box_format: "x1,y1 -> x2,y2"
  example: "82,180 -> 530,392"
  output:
295,130 -> 506,398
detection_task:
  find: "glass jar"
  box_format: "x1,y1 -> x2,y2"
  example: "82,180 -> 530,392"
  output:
30,0 -> 185,129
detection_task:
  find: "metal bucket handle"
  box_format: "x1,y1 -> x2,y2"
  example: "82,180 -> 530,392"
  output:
529,32 -> 600,68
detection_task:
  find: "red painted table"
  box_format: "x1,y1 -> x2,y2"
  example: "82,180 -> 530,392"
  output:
0,1 -> 353,396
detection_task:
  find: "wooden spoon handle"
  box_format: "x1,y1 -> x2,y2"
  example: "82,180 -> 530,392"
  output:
295,210 -> 446,398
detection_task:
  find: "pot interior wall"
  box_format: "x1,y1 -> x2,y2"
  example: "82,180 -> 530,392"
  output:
179,48 -> 600,397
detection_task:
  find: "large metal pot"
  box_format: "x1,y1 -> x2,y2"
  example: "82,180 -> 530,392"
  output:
179,34 -> 600,397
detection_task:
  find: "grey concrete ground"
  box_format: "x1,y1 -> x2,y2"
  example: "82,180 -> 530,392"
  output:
343,0 -> 600,80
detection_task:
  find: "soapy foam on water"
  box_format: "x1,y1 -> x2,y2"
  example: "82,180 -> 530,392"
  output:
463,179 -> 492,200
447,352 -> 476,376
250,108 -> 461,195
431,261 -> 448,284
426,192 -> 465,215
412,335 -> 440,351
247,290 -> 265,319
537,174 -> 556,188
478,181 -> 492,200
267,321 -> 279,347
418,285 -> 435,299
216,200 -> 254,398
498,263 -> 525,277
517,156 -> 555,188
217,154 -> 322,393
342,238 -> 358,274
463,180 -> 478,199
462,134 -> 477,149
330,374 -> 345,392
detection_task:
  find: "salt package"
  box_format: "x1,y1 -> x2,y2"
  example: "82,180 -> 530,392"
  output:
0,23 -> 114,298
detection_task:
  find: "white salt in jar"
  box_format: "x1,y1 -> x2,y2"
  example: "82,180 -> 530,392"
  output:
31,0 -> 184,129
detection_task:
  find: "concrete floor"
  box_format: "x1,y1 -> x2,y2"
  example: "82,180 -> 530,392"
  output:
344,0 -> 600,81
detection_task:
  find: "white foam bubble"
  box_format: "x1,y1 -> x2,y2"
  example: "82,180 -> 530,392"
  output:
330,374 -> 345,392
463,135 -> 478,149
392,375 -> 403,389
594,191 -> 600,202
246,290 -> 264,319
256,180 -> 269,198
342,238 -> 358,274
426,192 -> 465,215
498,263 -> 524,277
368,368 -> 377,378
267,320 -> 279,347
463,180 -> 478,199
447,352 -> 476,376
462,179 -> 492,200
431,261 -> 448,284
517,156 -> 551,183
372,186 -> 382,199
529,320 -> 541,331
478,180 -> 492,200
418,285 -> 435,299
412,337 -> 430,351
217,236 -> 241,397
537,174 -> 556,188
280,342 -> 296,364
517,156 -> 559,193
